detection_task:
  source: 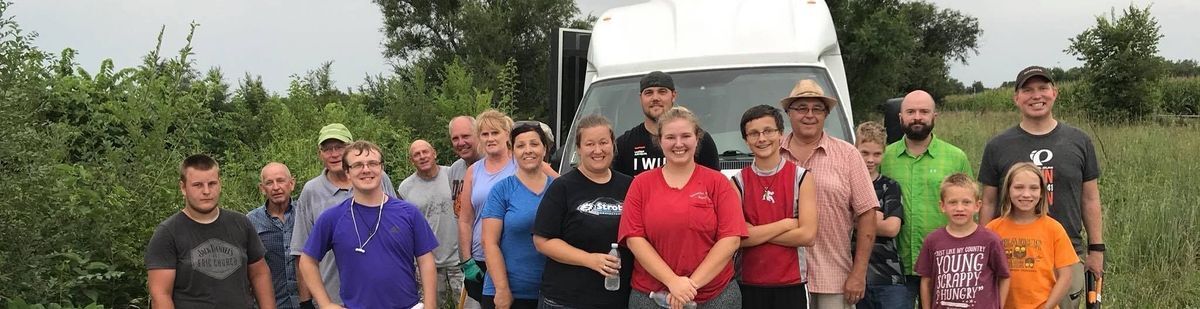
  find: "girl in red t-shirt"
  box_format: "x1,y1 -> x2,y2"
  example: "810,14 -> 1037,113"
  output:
986,162 -> 1077,309
618,106 -> 749,309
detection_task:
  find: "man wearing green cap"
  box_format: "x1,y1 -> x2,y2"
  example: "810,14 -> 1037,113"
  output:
290,123 -> 400,308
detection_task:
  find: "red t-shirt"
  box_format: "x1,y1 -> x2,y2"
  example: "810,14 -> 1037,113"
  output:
618,166 -> 748,302
733,161 -> 807,286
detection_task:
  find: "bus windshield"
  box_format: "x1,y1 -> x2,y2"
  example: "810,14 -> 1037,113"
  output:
558,66 -> 851,170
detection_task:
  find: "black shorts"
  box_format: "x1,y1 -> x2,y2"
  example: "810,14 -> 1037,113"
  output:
482,296 -> 538,309
740,283 -> 808,308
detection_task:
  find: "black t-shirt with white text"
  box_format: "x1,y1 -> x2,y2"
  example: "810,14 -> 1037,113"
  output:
613,123 -> 721,177
533,169 -> 634,309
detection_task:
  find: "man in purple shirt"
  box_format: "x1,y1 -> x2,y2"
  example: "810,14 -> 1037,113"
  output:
299,141 -> 439,309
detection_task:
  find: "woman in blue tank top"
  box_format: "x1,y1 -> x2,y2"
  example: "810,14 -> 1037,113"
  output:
456,109 -> 558,306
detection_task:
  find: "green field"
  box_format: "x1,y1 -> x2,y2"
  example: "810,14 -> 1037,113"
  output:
911,111 -> 1200,308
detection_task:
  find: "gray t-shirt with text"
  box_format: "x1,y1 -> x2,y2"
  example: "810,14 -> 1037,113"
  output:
979,123 -> 1101,255
145,210 -> 266,308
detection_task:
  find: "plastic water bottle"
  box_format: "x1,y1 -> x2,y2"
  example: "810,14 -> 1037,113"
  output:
604,243 -> 621,291
648,291 -> 697,309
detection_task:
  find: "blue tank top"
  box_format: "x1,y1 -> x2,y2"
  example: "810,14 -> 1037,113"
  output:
470,158 -> 517,261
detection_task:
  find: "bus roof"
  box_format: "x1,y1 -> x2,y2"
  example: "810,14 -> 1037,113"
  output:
589,0 -> 841,81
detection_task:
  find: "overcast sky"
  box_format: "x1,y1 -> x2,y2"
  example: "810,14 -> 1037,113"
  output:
9,0 -> 1197,93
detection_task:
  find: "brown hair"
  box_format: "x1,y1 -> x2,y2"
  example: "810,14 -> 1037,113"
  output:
939,173 -> 979,200
574,114 -> 614,147
855,121 -> 887,146
340,140 -> 384,171
180,154 -> 219,182
999,162 -> 1050,217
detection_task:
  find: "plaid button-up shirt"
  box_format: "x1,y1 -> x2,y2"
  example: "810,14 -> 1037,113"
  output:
781,132 -> 879,294
249,200 -> 299,309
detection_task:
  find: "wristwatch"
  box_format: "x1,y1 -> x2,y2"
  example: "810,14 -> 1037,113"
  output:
1088,243 -> 1106,252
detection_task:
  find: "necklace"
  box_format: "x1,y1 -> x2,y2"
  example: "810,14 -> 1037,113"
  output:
753,159 -> 785,204
349,195 -> 386,254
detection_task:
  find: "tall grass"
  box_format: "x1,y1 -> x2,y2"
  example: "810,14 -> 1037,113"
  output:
934,111 -> 1200,307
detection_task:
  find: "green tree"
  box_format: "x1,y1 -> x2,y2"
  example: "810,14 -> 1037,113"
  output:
970,81 -> 986,93
829,0 -> 982,116
1066,5 -> 1165,120
374,0 -> 591,120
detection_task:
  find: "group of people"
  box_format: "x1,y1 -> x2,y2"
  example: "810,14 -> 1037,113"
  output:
145,66 -> 1104,309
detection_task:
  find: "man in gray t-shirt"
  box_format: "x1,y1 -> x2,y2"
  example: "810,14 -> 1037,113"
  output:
399,140 -> 463,306
290,124 -> 398,307
146,154 -> 275,308
979,66 -> 1104,309
447,115 -> 482,309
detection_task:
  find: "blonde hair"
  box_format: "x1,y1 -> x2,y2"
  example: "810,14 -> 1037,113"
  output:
999,162 -> 1050,217
655,106 -> 705,141
939,173 -> 979,200
855,121 -> 887,146
476,109 -> 513,135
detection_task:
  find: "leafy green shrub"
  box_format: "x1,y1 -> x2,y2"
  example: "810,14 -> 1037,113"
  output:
0,3 -> 499,306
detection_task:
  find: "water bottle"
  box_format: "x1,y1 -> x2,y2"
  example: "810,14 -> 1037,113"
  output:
648,291 -> 697,309
604,243 -> 621,291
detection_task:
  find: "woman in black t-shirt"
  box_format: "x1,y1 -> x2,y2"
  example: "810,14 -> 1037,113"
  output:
533,114 -> 634,309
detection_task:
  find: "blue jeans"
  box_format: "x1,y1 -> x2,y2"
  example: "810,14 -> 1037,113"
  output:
860,284 -> 911,309
905,275 -> 921,309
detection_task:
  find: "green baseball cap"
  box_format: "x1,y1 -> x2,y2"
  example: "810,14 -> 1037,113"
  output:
317,123 -> 353,146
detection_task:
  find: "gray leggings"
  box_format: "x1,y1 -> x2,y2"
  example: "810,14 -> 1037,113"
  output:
628,281 -> 741,309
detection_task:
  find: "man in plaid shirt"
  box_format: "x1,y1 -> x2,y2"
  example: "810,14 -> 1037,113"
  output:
249,162 -> 301,308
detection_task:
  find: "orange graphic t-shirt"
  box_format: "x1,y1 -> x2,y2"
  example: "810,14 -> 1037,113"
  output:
986,215 -> 1079,309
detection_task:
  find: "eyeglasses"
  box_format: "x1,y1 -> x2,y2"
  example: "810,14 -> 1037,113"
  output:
320,144 -> 346,154
787,106 -> 827,115
745,128 -> 781,140
348,160 -> 382,172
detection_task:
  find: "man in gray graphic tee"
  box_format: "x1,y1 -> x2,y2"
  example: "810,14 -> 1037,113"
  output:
398,140 -> 463,306
979,66 -> 1104,309
145,154 -> 275,308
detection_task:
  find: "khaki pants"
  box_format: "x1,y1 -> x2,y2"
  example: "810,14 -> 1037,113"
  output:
811,293 -> 856,309
1059,262 -> 1085,309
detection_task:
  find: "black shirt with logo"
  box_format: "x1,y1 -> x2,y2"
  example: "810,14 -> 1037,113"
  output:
613,123 -> 721,177
533,169 -> 634,308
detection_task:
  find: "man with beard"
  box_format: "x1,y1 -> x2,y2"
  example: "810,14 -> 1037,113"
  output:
879,90 -> 973,307
613,71 -> 720,177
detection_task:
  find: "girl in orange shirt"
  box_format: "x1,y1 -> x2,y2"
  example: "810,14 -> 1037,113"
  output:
986,162 -> 1077,309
